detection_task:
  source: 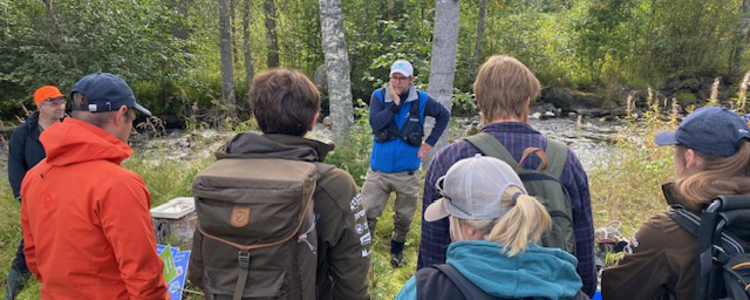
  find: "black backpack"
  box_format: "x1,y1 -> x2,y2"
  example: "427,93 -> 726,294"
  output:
416,264 -> 590,300
668,195 -> 750,300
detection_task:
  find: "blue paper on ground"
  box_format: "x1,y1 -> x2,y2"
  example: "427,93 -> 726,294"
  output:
157,244 -> 191,300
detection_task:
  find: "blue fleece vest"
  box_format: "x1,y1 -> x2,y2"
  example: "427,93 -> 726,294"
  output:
370,89 -> 428,173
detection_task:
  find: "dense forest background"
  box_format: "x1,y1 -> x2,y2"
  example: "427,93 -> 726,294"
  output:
1,0 -> 749,123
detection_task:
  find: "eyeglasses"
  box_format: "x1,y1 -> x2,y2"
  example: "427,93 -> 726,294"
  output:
390,76 -> 410,83
44,97 -> 66,107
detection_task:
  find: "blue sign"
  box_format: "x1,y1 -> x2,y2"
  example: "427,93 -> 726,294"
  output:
157,244 -> 191,300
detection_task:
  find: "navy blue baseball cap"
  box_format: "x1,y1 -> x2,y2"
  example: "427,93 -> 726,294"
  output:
70,72 -> 152,117
655,106 -> 750,157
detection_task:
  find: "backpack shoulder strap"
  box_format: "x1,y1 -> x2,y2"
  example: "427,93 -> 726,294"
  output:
668,206 -> 749,251
410,93 -> 422,122
465,132 -> 518,167
544,139 -> 569,179
668,207 -> 701,237
433,264 -> 502,300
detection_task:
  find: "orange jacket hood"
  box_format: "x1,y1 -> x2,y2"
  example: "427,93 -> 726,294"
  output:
41,117 -> 132,167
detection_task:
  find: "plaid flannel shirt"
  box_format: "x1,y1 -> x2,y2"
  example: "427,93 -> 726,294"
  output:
417,122 -> 597,296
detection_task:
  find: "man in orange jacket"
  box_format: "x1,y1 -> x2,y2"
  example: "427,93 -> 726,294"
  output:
20,73 -> 168,300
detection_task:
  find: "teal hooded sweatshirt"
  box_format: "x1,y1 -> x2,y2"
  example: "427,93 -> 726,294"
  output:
396,240 -> 583,300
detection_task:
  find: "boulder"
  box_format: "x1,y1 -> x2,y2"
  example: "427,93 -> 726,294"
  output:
540,87 -> 608,117
683,78 -> 701,92
159,114 -> 183,130
666,78 -> 684,91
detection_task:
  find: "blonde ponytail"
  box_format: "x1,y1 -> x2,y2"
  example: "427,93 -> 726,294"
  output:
455,185 -> 551,257
487,186 -> 551,256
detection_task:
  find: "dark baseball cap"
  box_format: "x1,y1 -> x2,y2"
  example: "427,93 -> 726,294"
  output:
655,106 -> 750,157
70,72 -> 152,117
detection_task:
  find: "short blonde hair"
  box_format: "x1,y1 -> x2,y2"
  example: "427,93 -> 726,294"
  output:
473,55 -> 540,122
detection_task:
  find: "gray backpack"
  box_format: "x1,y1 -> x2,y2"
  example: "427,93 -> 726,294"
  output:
189,157 -> 328,300
465,133 -> 577,255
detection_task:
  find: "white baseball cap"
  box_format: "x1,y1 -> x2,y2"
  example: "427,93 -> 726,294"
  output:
424,155 -> 527,222
389,60 -> 414,78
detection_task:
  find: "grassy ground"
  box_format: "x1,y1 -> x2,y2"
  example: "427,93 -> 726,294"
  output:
0,113 -> 679,299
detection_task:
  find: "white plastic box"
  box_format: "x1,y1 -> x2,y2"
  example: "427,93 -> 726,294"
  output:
150,197 -> 195,219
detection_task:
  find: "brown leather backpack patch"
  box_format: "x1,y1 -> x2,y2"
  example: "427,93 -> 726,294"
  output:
230,206 -> 251,227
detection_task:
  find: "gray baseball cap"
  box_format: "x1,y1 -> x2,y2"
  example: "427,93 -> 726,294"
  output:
424,155 -> 527,222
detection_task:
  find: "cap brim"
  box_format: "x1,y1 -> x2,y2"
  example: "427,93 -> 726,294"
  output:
424,198 -> 451,222
389,70 -> 411,77
654,130 -> 678,146
134,102 -> 152,117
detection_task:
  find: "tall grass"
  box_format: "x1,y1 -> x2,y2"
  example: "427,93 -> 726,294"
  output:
589,114 -> 675,237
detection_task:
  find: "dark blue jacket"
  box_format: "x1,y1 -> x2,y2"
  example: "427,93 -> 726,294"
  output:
8,111 -> 47,200
368,86 -> 450,173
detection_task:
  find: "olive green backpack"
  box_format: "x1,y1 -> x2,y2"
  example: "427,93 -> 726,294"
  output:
465,133 -> 577,255
189,157 -> 325,300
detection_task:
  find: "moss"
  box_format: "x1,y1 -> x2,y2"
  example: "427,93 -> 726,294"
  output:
675,90 -> 699,107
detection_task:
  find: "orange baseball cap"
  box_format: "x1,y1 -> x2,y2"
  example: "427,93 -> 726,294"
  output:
33,85 -> 64,106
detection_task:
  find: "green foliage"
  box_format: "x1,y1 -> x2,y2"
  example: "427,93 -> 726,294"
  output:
571,0 -> 634,83
675,91 -> 699,107
451,88 -> 477,116
326,99 -> 374,186
0,0 -> 188,117
2,0 -> 749,121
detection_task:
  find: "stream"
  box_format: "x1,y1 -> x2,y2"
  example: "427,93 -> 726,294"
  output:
0,117 -> 627,180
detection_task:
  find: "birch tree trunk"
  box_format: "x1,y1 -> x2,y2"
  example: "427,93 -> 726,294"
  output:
424,0 -> 460,168
218,0 -> 237,114
243,0 -> 254,107
732,0 -> 750,77
471,0 -> 487,74
319,0 -> 354,143
264,0 -> 280,68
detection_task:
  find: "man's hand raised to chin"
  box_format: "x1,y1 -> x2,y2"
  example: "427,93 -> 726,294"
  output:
389,81 -> 401,106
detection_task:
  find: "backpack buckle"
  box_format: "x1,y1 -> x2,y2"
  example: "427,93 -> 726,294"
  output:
238,251 -> 250,269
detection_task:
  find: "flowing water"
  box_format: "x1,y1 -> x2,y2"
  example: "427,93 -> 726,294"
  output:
445,116 -> 626,170
0,117 -> 626,179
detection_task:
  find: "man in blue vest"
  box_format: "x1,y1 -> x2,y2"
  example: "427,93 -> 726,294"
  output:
363,60 -> 450,267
